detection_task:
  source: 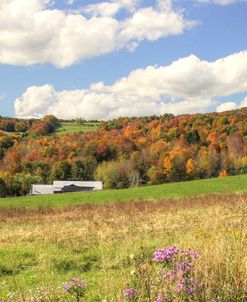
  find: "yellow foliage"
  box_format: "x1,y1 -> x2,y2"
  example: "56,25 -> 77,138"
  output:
164,156 -> 172,175
186,158 -> 194,176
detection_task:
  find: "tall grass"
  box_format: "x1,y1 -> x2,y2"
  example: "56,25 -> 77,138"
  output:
0,193 -> 246,301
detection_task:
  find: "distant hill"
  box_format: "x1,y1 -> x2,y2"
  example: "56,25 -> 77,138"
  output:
0,115 -> 99,136
0,108 -> 247,197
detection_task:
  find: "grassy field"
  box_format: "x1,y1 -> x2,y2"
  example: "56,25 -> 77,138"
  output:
1,174 -> 247,208
54,121 -> 99,135
0,193 -> 246,301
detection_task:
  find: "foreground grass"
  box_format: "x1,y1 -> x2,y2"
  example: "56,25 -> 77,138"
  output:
1,174 -> 247,208
54,121 -> 99,135
0,193 -> 246,301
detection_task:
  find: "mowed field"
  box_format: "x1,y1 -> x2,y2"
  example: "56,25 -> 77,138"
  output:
0,192 -> 246,301
54,121 -> 99,135
1,174 -> 247,208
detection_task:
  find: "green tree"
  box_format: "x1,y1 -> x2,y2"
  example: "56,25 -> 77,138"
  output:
0,178 -> 7,197
50,161 -> 71,181
71,159 -> 95,180
146,166 -> 164,184
14,173 -> 42,196
94,161 -> 122,189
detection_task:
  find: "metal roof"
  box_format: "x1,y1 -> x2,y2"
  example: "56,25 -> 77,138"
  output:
53,181 -> 103,191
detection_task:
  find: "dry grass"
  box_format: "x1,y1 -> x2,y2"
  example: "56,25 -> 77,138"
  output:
0,194 -> 246,301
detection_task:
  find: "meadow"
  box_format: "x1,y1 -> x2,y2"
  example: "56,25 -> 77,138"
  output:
0,193 -> 246,301
1,174 -> 247,208
53,121 -> 99,135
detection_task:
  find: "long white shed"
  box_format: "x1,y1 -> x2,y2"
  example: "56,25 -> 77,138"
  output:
31,185 -> 54,195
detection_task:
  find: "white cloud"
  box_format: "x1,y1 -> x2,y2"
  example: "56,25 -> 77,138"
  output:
15,50 -> 247,119
15,85 -> 57,118
66,0 -> 75,4
83,2 -> 123,17
216,101 -> 237,112
119,7 -> 192,44
83,0 -> 139,17
0,93 -> 5,101
0,0 -> 193,67
240,96 -> 247,108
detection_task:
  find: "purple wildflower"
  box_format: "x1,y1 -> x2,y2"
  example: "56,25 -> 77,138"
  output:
180,249 -> 199,260
186,287 -> 195,294
123,288 -> 137,300
64,278 -> 88,296
175,280 -> 184,293
156,294 -> 163,302
153,246 -> 180,263
176,262 -> 195,273
63,285 -> 71,292
71,278 -> 80,284
162,269 -> 177,280
78,281 -> 87,289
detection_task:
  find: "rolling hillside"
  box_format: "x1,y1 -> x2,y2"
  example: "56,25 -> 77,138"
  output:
1,108 -> 247,198
1,174 -> 247,208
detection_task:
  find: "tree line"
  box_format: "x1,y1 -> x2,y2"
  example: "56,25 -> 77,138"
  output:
0,108 -> 247,197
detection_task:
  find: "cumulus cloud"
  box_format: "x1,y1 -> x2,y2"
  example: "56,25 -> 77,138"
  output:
0,0 -> 194,67
15,50 -> 247,119
15,85 -> 57,117
216,102 -> 237,112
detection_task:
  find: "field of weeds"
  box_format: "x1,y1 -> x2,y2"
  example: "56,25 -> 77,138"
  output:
0,193 -> 246,301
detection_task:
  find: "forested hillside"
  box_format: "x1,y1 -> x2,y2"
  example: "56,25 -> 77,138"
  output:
1,108 -> 247,197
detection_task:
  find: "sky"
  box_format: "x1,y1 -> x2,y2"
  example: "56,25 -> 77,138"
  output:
0,0 -> 247,120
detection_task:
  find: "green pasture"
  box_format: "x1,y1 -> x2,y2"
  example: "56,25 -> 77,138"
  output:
54,121 -> 99,135
1,174 -> 247,208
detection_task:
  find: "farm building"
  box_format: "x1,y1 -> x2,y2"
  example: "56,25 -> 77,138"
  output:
31,181 -> 103,195
31,185 -> 54,195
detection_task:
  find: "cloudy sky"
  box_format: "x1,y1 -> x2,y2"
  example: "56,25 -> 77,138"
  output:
0,0 -> 247,120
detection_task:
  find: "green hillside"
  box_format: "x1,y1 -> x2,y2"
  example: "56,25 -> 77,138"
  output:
1,174 -> 247,208
54,121 -> 99,135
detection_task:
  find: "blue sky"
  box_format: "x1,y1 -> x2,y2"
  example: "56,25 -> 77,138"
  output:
0,0 -> 247,119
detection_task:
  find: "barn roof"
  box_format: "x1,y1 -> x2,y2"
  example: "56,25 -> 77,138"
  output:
53,181 -> 102,191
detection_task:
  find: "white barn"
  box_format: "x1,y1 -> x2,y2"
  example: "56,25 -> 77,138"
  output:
31,185 -> 54,195
31,181 -> 103,195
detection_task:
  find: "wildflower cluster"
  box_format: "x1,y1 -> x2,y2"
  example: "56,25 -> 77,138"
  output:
63,278 -> 87,302
154,246 -> 200,300
123,246 -> 201,301
123,288 -> 137,301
